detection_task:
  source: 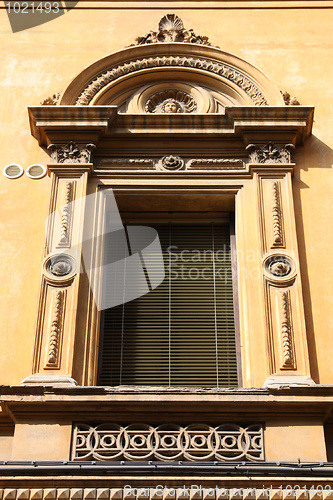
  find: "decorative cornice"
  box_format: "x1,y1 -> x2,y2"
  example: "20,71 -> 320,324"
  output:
75,56 -> 267,107
28,106 -> 315,149
47,142 -> 96,164
132,14 -> 213,47
246,142 -> 295,164
280,290 -> 296,370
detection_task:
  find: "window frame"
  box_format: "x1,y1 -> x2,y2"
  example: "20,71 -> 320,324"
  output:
96,210 -> 242,388
82,185 -> 243,388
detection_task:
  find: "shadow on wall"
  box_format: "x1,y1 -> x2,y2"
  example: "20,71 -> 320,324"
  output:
292,135 -> 333,384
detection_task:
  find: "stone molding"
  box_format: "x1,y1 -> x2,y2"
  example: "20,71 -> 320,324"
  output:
28,106 -> 314,150
97,158 -> 245,172
21,375 -> 78,386
75,55 -> 267,107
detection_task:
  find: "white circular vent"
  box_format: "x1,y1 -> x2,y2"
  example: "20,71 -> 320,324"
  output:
26,164 -> 47,179
3,164 -> 24,179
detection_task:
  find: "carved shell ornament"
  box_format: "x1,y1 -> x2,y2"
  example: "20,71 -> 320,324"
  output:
145,90 -> 197,114
133,14 -> 213,46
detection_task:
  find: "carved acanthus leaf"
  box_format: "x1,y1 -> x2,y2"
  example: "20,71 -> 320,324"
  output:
47,142 -> 96,164
246,142 -> 295,164
132,14 -> 214,47
41,92 -> 60,105
281,91 -> 301,106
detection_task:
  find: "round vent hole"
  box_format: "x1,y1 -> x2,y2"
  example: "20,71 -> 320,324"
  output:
3,164 -> 23,179
26,164 -> 47,179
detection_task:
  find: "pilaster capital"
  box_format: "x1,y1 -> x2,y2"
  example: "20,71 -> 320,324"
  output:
246,142 -> 295,164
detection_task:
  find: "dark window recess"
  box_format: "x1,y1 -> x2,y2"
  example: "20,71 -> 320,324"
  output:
98,223 -> 238,387
325,425 -> 333,461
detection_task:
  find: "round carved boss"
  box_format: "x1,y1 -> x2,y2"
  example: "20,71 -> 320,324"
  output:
264,254 -> 294,278
161,155 -> 184,170
44,254 -> 76,280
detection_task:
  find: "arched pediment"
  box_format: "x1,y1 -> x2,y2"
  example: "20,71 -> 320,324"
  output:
60,15 -> 284,110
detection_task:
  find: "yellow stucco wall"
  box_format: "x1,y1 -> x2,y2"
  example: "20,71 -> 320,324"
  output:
0,4 -> 332,385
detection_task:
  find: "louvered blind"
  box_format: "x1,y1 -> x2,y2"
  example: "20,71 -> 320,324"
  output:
99,223 -> 238,387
